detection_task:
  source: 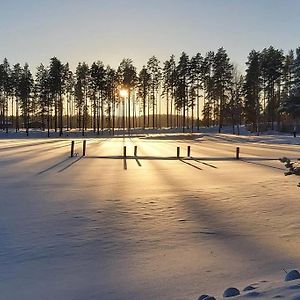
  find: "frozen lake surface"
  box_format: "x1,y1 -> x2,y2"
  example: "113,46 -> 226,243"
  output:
0,133 -> 300,299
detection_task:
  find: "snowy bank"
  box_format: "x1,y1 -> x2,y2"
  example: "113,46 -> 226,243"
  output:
198,270 -> 300,300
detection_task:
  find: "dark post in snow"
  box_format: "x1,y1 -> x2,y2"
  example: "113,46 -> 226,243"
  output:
134,145 -> 137,156
177,146 -> 180,158
70,141 -> 75,157
83,140 -> 86,157
187,146 -> 191,157
123,146 -> 127,158
236,147 -> 240,160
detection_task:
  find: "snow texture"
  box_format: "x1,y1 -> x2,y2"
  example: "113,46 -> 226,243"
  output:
0,129 -> 299,299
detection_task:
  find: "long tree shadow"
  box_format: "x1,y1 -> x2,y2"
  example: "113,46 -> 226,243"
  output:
35,138 -> 113,173
0,139 -> 63,152
240,158 -> 286,171
193,159 -> 217,169
0,145 -> 74,173
0,141 -> 80,171
142,151 -> 297,272
134,156 -> 142,167
8,141 -> 76,157
179,159 -> 202,170
57,156 -> 83,172
38,157 -> 72,174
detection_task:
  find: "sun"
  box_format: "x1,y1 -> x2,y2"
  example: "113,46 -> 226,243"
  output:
119,88 -> 128,98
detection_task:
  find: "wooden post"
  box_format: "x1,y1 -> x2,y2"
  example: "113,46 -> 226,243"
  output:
123,146 -> 127,157
83,140 -> 86,157
236,147 -> 240,159
187,146 -> 191,157
177,146 -> 180,158
70,141 -> 74,157
134,145 -> 137,156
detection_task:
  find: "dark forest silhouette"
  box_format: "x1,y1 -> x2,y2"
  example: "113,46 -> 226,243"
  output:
0,46 -> 300,136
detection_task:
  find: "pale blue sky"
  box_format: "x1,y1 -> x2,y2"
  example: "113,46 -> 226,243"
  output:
0,0 -> 299,72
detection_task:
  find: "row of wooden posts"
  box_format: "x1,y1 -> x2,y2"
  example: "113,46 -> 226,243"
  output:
70,141 -> 241,160
70,140 -> 86,157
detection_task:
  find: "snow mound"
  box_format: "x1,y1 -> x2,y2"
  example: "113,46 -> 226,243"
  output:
279,157 -> 300,186
197,296 -> 216,300
198,295 -> 210,300
199,270 -> 300,300
244,291 -> 261,297
285,270 -> 300,282
201,297 -> 216,300
223,287 -> 241,297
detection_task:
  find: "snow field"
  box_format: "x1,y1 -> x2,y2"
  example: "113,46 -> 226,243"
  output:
0,134 -> 299,299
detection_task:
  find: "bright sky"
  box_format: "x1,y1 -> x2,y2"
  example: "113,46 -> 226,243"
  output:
1,0 -> 299,72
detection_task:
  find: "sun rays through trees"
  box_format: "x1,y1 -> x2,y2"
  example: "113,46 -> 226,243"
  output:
1,46 -> 300,136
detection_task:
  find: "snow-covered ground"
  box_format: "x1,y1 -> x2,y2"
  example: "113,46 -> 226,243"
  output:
0,132 -> 300,299
1,125 -> 300,145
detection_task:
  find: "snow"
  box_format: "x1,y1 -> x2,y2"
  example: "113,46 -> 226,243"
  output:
221,275 -> 300,300
1,125 -> 300,146
0,130 -> 300,299
243,285 -> 256,291
198,294 -> 210,300
285,270 -> 300,282
223,287 -> 241,297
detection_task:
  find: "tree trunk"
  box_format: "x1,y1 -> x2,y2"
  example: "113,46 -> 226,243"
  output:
59,93 -> 63,136
143,95 -> 146,129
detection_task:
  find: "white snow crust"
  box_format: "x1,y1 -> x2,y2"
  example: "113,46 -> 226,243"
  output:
0,128 -> 300,299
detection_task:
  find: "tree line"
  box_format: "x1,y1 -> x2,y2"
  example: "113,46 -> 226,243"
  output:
0,46 -> 299,136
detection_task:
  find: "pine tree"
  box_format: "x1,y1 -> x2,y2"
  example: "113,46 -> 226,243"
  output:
35,64 -> 50,131
75,62 -> 89,136
189,53 -> 203,130
228,68 -> 244,134
89,61 -> 106,134
18,63 -> 33,136
11,63 -> 22,132
201,51 -> 215,127
212,47 -> 233,132
175,52 -> 189,132
292,47 -> 300,94
280,48 -> 300,127
137,66 -> 150,129
105,66 -> 117,133
147,56 -> 161,129
0,58 -> 11,132
64,64 -> 75,131
162,55 -> 177,128
117,59 -> 137,133
260,46 -> 284,129
244,50 -> 262,133
48,57 -> 66,135
282,50 -> 294,100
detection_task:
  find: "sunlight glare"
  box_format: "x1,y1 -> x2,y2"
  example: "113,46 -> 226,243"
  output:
119,89 -> 128,98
